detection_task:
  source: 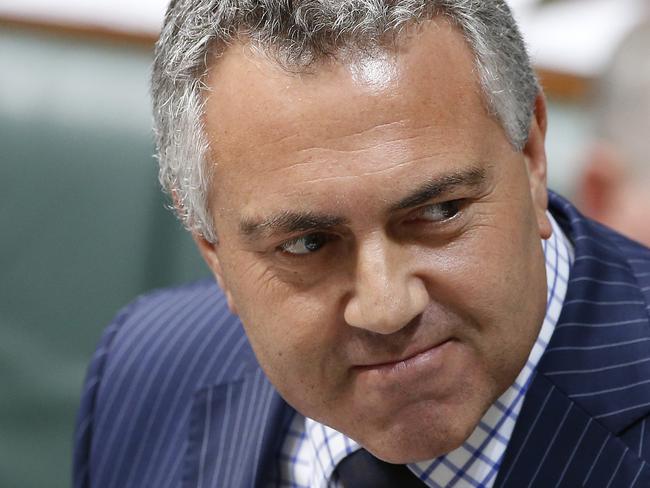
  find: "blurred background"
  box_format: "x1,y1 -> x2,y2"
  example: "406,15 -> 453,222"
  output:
0,0 -> 649,486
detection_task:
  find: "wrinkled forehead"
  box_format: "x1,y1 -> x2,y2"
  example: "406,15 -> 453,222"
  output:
200,19 -> 510,222
202,18 -> 488,161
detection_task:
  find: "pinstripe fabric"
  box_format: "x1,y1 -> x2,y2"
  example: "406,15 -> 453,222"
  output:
495,194 -> 650,487
73,280 -> 288,488
74,192 -> 650,488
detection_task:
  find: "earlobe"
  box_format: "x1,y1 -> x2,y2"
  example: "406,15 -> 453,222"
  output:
524,93 -> 552,240
193,233 -> 239,315
536,205 -> 553,240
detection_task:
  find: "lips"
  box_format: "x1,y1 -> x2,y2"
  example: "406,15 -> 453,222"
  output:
353,339 -> 453,373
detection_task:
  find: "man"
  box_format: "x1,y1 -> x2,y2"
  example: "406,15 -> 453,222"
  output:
74,1 -> 650,487
576,20 -> 650,247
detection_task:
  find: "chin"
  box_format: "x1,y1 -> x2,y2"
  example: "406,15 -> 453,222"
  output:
360,416 -> 477,465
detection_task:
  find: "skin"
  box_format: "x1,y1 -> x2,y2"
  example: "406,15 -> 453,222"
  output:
195,19 -> 552,463
578,142 -> 650,247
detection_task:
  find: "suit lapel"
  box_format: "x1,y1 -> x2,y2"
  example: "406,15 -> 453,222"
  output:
496,194 -> 650,486
496,373 -> 650,487
182,368 -> 294,488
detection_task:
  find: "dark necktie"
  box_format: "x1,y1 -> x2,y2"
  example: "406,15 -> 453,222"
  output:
334,448 -> 428,487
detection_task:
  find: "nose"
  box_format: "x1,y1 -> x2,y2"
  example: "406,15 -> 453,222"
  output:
343,236 -> 429,334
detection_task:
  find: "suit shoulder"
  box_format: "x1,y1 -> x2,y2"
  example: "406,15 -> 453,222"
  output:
74,279 -> 260,487
550,192 -> 650,301
588,219 -> 650,297
98,278 -> 258,393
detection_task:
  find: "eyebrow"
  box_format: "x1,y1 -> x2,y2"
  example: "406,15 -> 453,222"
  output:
389,166 -> 488,212
240,211 -> 349,239
239,166 -> 488,239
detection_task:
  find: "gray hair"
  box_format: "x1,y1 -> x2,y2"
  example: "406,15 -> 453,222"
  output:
594,20 -> 650,177
152,0 -> 539,242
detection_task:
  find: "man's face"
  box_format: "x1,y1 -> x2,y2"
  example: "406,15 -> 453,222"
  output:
198,20 -> 551,463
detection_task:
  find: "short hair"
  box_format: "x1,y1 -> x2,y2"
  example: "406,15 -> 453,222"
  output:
593,20 -> 650,177
152,0 -> 539,242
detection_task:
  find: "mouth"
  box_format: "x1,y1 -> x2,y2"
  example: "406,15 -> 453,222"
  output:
353,339 -> 454,375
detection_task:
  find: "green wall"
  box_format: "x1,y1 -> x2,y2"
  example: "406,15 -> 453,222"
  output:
0,28 -> 208,488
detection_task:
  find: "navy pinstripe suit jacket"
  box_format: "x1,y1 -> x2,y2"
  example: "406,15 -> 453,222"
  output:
74,193 -> 650,488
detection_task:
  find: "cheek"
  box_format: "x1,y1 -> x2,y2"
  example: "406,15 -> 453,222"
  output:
469,227 -> 545,367
224,263 -> 346,394
424,215 -> 535,305
417,201 -> 546,369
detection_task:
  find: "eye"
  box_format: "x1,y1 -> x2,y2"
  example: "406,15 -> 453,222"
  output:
417,200 -> 462,222
278,233 -> 330,255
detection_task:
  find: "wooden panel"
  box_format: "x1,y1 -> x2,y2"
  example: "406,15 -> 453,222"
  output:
0,14 -> 156,49
537,67 -> 594,101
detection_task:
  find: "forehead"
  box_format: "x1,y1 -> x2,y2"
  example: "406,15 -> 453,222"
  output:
203,19 -> 508,216
206,19 -> 486,143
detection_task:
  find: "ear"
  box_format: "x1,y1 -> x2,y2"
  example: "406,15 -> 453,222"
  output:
193,233 -> 239,315
576,142 -> 625,224
523,93 -> 552,240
